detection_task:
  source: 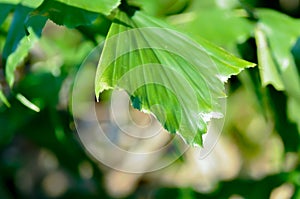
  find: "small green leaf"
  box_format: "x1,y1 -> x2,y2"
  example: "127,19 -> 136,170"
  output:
53,0 -> 121,15
16,93 -> 40,112
33,0 -> 99,28
95,10 -> 255,146
0,90 -> 10,107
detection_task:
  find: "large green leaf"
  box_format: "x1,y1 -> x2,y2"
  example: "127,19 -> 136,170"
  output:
95,10 -> 255,146
54,0 -> 121,15
256,9 -> 300,101
32,0 -> 99,28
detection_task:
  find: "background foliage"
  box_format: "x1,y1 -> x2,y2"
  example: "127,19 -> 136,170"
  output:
0,0 -> 300,198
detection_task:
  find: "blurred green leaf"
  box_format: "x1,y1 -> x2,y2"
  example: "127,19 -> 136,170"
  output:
288,97 -> 300,134
256,9 -> 300,136
292,37 -> 300,88
0,90 -> 10,107
255,27 -> 284,90
128,0 -> 191,16
291,38 -> 300,134
95,10 -> 254,146
0,0 -> 20,4
0,0 -> 43,8
3,4 -> 46,87
16,93 -> 40,112
0,4 -> 14,27
257,9 -> 300,101
2,5 -> 32,59
21,0 -> 43,8
33,0 -> 99,28
170,9 -> 253,52
2,4 -> 46,59
5,27 -> 38,87
53,0 -> 121,15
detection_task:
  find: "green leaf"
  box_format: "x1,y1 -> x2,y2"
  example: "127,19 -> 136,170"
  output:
0,0 -> 20,5
291,38 -> 300,133
2,5 -> 46,59
288,97 -> 300,134
255,27 -> 284,90
169,9 -> 253,52
53,0 -> 121,15
257,9 -> 300,101
5,27 -> 38,87
21,0 -> 43,8
95,10 -> 255,146
32,0 -> 99,28
16,93 -> 40,112
2,5 -> 32,59
256,10 -> 300,134
127,0 -> 190,16
3,4 -> 46,87
0,4 -> 14,27
0,0 -> 43,8
0,90 -> 10,107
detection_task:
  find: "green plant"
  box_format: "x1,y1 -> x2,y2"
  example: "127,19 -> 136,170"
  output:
2,0 -> 300,146
1,0 -> 300,198
0,0 -> 256,147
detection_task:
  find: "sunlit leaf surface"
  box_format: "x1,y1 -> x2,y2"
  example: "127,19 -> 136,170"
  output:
95,10 -> 255,146
0,0 -> 43,7
54,0 -> 121,15
170,9 -> 253,51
